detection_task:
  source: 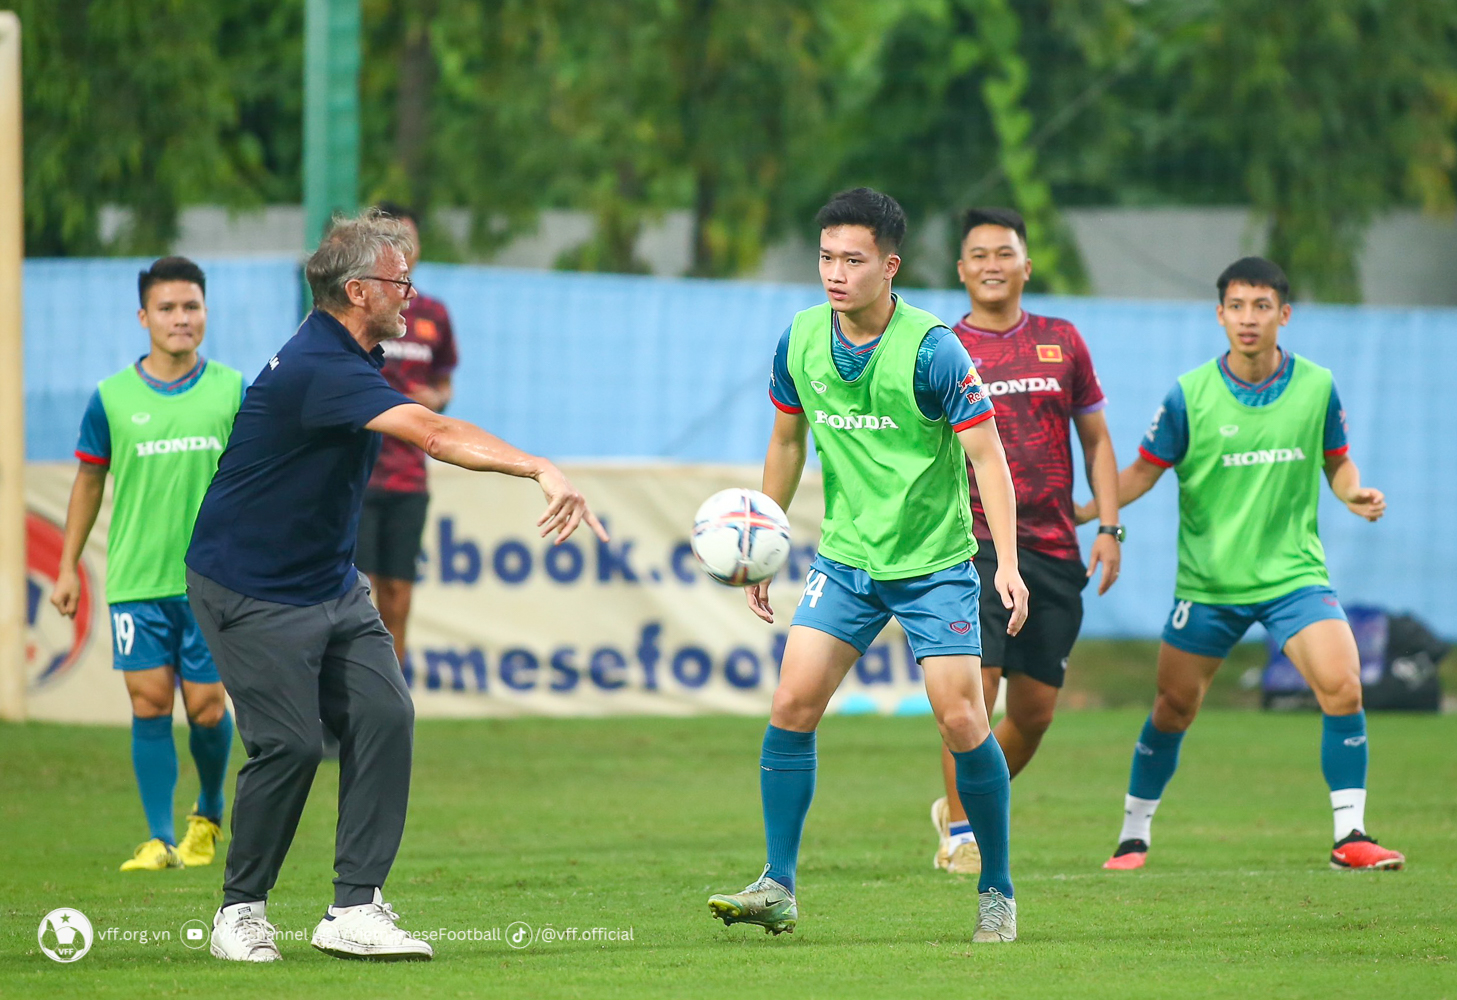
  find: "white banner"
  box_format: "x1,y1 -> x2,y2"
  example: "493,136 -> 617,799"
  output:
25,462 -> 928,724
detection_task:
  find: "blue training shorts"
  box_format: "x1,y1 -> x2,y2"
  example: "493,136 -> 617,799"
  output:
790,554 -> 983,660
1161,584 -> 1348,659
108,596 -> 220,683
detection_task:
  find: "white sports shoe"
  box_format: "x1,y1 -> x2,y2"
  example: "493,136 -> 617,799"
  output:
931,796 -> 952,870
310,889 -> 433,961
210,901 -> 282,962
972,888 -> 1017,943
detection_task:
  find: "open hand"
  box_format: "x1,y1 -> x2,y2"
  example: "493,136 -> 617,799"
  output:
535,464 -> 609,543
746,580 -> 774,623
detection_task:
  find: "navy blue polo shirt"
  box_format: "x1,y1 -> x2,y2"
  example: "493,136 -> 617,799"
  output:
186,309 -> 416,605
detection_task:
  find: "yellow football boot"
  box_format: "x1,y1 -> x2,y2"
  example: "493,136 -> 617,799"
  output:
120,838 -> 184,872
177,811 -> 222,867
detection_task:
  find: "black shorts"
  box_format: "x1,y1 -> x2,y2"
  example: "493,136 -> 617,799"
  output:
975,547 -> 1087,688
356,489 -> 430,582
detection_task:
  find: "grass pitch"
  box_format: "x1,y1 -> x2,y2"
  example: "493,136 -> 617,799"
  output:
2,708 -> 1453,999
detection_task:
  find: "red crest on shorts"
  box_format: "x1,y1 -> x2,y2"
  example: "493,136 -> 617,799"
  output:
949,621 -> 972,634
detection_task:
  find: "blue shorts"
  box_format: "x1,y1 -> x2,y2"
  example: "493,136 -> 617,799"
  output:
108,597 -> 220,683
791,555 -> 982,660
1161,585 -> 1348,659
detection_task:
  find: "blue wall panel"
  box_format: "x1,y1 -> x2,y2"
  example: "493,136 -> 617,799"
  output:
25,259 -> 1457,638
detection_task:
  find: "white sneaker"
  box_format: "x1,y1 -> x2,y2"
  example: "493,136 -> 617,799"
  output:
931,797 -> 952,870
210,901 -> 282,961
310,888 -> 433,961
972,888 -> 1017,943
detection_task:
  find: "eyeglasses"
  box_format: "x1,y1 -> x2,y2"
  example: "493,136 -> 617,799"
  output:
359,275 -> 415,296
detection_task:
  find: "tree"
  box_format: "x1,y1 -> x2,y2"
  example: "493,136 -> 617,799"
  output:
1164,0 -> 1457,301
20,0 -> 287,255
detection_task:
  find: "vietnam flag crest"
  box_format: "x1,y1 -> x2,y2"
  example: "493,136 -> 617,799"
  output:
1036,344 -> 1063,363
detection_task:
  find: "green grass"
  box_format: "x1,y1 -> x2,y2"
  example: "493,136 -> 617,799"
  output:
2,710 -> 1453,999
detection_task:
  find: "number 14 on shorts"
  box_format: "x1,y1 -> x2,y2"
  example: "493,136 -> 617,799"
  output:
800,571 -> 827,608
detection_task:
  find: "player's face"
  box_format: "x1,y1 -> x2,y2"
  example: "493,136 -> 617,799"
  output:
138,281 -> 206,358
360,246 -> 417,341
1217,281 -> 1290,357
819,225 -> 899,314
956,225 -> 1030,309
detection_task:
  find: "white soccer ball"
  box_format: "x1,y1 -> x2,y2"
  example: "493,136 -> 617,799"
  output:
690,488 -> 792,587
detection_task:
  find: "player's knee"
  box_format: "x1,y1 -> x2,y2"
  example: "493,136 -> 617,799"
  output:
187,698 -> 226,728
1010,701 -> 1055,741
769,687 -> 823,731
934,703 -> 985,748
129,688 -> 172,719
1316,673 -> 1363,715
1151,690 -> 1198,731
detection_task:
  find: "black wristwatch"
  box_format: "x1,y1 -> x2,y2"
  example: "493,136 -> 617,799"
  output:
1098,524 -> 1126,543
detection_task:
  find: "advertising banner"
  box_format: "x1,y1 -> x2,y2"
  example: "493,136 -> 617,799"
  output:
25,463 -> 930,724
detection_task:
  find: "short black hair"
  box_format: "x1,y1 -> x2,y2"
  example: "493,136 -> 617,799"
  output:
375,200 -> 420,228
960,207 -> 1027,248
1217,257 -> 1290,305
138,256 -> 206,308
814,187 -> 907,255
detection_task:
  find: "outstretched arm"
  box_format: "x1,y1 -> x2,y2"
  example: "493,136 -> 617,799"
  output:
366,403 -> 608,543
51,462 -> 107,618
1075,456 -> 1165,526
746,408 -> 809,624
959,418 -> 1029,636
1325,452 -> 1385,521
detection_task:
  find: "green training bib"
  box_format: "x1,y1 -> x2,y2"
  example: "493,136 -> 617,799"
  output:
787,300 -> 975,580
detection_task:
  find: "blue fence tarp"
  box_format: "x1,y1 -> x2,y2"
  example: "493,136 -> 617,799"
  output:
24,258 -> 1457,638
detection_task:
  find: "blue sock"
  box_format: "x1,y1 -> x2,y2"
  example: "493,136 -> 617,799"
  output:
1321,710 -> 1368,792
131,715 -> 178,845
1128,715 -> 1185,800
952,736 -> 1013,897
760,725 -> 816,895
189,709 -> 233,823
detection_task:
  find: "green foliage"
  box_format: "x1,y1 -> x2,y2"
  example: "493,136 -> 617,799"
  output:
20,0 -> 288,255
20,0 -> 1457,299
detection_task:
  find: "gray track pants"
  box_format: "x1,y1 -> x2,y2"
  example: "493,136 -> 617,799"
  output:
187,568 -> 414,907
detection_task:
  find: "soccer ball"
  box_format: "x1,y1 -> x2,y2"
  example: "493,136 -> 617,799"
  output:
690,488 -> 792,587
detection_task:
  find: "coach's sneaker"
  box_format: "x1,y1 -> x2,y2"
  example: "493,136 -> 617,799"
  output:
708,866 -> 797,935
177,810 -> 222,867
1330,832 -> 1405,871
210,901 -> 281,962
972,888 -> 1017,943
311,889 -> 433,961
1102,838 -> 1148,871
119,838 -> 184,872
931,796 -> 952,870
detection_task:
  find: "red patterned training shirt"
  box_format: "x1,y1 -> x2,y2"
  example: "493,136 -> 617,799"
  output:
952,312 -> 1105,563
368,293 -> 459,494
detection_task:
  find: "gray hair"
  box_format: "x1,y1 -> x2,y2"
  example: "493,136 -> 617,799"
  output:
305,208 -> 417,312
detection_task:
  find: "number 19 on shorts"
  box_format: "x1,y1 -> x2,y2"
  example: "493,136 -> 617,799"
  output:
112,611 -> 135,656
